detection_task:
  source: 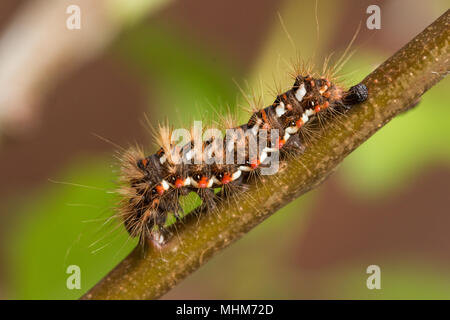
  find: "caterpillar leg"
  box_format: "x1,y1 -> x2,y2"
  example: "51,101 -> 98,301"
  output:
197,188 -> 217,213
150,226 -> 170,246
280,134 -> 305,158
216,175 -> 248,201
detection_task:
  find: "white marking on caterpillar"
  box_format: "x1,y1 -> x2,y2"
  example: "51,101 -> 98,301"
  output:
283,131 -> 291,142
239,165 -> 252,172
295,83 -> 306,101
160,155 -> 167,164
161,180 -> 170,190
285,126 -> 299,134
231,170 -> 241,180
302,113 -> 309,123
275,101 -> 286,117
190,178 -> 198,188
319,85 -> 328,94
305,109 -> 315,117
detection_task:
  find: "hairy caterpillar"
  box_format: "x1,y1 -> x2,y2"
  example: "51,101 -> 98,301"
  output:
117,65 -> 368,244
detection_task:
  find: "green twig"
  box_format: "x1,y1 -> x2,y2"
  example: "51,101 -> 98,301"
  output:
82,10 -> 449,300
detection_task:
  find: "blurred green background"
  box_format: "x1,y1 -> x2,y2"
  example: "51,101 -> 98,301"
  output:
0,0 -> 449,299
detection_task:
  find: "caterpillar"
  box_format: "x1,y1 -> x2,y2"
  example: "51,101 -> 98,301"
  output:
117,71 -> 368,245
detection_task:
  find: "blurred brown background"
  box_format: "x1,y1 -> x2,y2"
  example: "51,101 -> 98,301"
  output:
0,0 -> 448,299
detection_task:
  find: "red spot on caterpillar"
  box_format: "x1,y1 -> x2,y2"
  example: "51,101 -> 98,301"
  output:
141,158 -> 148,167
198,176 -> 209,188
250,159 -> 261,169
296,118 -> 304,128
286,103 -> 293,111
314,102 -> 329,113
221,173 -> 232,184
156,185 -> 165,195
175,178 -> 184,188
278,138 -> 285,148
261,109 -> 269,124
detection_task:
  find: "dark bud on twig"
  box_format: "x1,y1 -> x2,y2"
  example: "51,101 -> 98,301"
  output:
343,83 -> 369,106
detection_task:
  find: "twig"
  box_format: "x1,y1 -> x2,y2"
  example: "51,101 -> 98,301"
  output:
82,9 -> 449,300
